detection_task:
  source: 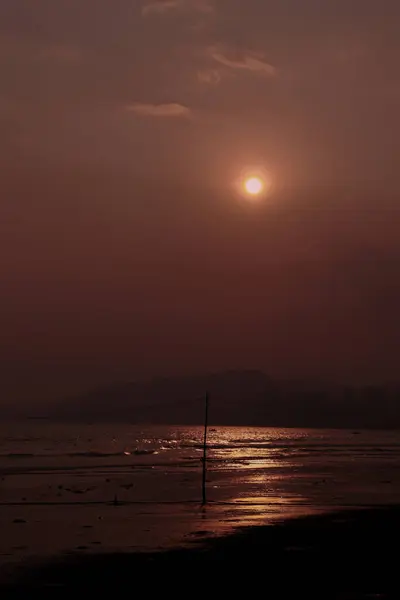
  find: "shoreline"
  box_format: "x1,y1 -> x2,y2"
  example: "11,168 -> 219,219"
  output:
2,506 -> 400,594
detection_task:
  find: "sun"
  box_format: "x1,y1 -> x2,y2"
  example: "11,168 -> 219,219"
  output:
235,168 -> 271,201
244,176 -> 264,196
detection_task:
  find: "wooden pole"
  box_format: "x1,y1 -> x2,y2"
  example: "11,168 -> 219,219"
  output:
201,391 -> 209,505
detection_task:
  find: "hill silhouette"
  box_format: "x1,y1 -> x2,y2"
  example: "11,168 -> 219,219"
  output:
47,370 -> 400,429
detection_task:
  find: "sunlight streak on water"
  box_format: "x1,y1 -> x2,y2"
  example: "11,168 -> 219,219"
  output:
0,424 -> 400,560
1,424 -> 400,510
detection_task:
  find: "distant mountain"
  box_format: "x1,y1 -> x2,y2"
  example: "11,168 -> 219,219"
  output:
46,371 -> 400,429
50,370 -> 272,425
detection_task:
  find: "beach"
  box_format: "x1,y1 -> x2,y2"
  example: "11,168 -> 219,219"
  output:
1,423 -> 400,593
3,507 -> 400,595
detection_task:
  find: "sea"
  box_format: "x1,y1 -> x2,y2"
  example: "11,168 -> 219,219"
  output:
1,423 -> 400,565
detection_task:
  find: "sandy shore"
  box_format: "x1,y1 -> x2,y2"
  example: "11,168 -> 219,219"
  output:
2,506 -> 400,595
0,498 -> 318,578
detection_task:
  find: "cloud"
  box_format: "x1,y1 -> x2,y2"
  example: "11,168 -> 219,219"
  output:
126,102 -> 192,118
37,44 -> 80,64
142,0 -> 180,15
197,69 -> 221,85
142,0 -> 213,16
0,34 -> 80,65
208,46 -> 277,77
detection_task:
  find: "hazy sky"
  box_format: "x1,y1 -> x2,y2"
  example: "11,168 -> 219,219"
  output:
1,1 -> 400,403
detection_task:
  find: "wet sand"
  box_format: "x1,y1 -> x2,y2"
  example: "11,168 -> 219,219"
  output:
2,506 -> 400,596
0,497 -> 319,576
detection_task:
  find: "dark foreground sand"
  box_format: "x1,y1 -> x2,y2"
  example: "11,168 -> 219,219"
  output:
2,507 -> 400,597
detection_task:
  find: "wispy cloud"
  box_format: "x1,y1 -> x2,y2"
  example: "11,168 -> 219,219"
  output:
37,44 -> 80,64
0,34 -> 80,65
126,102 -> 192,118
142,0 -> 213,16
142,0 -> 180,15
197,69 -> 221,85
208,46 -> 277,77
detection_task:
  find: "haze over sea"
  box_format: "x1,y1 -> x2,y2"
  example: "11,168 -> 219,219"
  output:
1,422 -> 400,569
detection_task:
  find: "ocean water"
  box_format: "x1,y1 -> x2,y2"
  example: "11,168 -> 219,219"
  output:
1,423 -> 400,506
1,423 -> 400,562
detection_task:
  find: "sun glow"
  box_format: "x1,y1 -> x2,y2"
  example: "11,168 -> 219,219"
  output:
244,176 -> 264,196
234,167 -> 272,202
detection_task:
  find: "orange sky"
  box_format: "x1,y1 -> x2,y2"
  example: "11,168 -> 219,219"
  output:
1,0 -> 400,403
